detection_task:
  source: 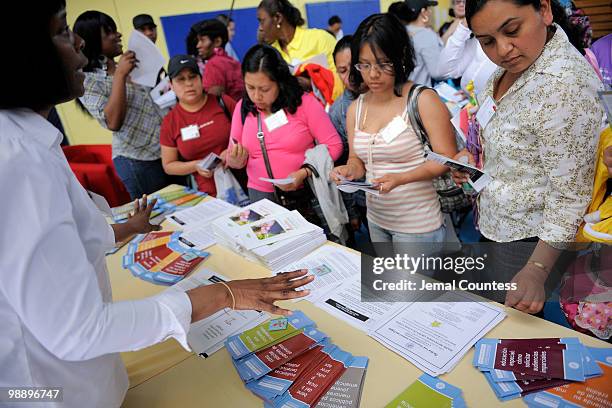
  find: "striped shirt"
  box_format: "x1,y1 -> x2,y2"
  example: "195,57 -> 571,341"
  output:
353,94 -> 442,233
80,70 -> 166,161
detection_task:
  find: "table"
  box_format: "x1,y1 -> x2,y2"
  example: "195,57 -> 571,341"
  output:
107,193 -> 610,407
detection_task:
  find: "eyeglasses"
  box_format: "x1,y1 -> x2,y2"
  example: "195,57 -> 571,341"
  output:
453,0 -> 466,4
354,62 -> 394,74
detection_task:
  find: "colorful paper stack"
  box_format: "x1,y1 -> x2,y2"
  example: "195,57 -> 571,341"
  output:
111,186 -> 207,223
385,374 -> 466,408
523,347 -> 612,408
225,311 -> 368,407
472,337 -> 607,402
122,230 -> 209,285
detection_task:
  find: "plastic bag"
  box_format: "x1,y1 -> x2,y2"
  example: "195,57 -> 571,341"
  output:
214,168 -> 250,207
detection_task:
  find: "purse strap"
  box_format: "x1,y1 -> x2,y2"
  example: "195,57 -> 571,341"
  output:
406,84 -> 433,152
257,113 -> 276,180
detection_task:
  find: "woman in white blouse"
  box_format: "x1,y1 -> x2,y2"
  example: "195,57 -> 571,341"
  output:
433,17 -> 498,95
0,3 -> 312,407
453,0 -> 604,313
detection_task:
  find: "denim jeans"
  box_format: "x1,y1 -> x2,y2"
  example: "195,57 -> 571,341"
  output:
113,156 -> 173,200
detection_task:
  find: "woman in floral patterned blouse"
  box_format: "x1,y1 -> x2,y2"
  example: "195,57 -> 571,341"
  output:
453,0 -> 605,314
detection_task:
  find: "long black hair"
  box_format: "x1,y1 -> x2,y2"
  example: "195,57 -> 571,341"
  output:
465,0 -> 587,54
258,0 -> 305,27
0,0 -> 69,110
388,1 -> 420,24
74,11 -> 118,72
350,13 -> 416,97
240,44 -> 303,119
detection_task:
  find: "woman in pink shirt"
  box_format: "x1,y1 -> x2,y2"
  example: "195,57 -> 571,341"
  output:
226,45 -> 343,210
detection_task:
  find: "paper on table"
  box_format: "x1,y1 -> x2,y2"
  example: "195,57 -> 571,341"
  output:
166,198 -> 237,228
127,29 -> 166,88
178,227 -> 217,250
259,176 -> 296,185
274,246 -> 361,302
172,269 -> 269,358
313,275 -> 410,333
370,291 -> 506,376
426,151 -> 491,193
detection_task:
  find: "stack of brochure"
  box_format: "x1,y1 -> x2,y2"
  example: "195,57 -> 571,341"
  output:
472,337 -> 609,403
225,310 -> 369,407
211,199 -> 327,271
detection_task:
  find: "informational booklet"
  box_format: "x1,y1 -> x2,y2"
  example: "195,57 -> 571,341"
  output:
335,174 -> 380,196
274,246 -> 361,302
127,30 -> 166,88
236,210 -> 320,250
314,355 -> 369,408
198,153 -> 222,171
172,269 -> 269,358
385,374 -> 466,408
166,198 -> 237,228
313,275 -> 409,333
426,151 -> 491,192
370,291 -> 506,376
212,199 -> 288,240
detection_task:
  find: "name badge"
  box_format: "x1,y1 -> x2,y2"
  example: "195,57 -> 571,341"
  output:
475,96 -> 497,129
180,124 -> 200,141
264,109 -> 289,132
380,116 -> 408,144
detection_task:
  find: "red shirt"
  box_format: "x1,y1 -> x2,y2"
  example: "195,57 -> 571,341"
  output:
202,48 -> 244,102
160,95 -> 236,195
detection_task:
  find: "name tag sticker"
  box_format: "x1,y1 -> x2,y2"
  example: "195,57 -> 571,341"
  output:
380,116 -> 408,144
180,125 -> 200,141
475,96 -> 497,128
264,109 -> 289,132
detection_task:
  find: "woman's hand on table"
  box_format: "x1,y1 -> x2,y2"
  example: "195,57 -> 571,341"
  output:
187,269 -> 314,321
504,263 -> 547,314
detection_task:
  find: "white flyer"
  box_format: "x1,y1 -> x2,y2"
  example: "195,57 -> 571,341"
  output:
369,291 -> 506,376
127,29 -> 166,88
166,198 -> 237,228
259,176 -> 296,185
313,275 -> 409,332
274,245 -> 361,302
178,227 -> 217,250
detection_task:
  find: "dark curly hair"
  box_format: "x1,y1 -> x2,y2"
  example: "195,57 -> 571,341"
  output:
74,10 -> 118,72
240,44 -> 303,120
350,13 -> 416,97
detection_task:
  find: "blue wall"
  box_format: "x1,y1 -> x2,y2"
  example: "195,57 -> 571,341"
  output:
305,0 -> 380,36
161,8 -> 259,61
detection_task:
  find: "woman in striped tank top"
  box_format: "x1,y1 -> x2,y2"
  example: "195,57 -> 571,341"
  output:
331,13 -> 458,245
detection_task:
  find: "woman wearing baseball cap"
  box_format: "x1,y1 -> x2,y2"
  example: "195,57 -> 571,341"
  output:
160,55 -> 236,196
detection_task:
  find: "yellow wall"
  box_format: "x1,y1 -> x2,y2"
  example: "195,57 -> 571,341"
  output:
59,0 -> 450,145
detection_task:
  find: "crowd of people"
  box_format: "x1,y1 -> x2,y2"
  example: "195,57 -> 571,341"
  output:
1,0 -> 610,405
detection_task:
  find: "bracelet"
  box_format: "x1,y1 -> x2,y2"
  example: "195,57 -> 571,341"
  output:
218,282 -> 235,310
527,260 -> 550,273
